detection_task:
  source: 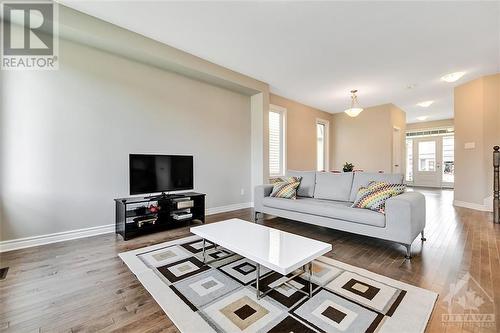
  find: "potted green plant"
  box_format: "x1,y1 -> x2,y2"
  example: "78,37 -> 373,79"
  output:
343,162 -> 354,172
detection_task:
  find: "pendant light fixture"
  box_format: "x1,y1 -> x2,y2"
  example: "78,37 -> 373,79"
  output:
344,90 -> 363,117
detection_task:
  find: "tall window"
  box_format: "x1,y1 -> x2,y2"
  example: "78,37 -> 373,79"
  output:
269,106 -> 286,176
442,135 -> 454,183
316,120 -> 329,171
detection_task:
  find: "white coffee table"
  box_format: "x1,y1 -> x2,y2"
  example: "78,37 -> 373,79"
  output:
190,218 -> 332,299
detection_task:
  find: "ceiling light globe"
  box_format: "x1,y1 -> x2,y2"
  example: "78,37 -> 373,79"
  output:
441,71 -> 466,83
344,108 -> 364,117
417,100 -> 434,108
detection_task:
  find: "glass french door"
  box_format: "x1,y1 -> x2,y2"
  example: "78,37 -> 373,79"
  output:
409,135 -> 454,188
413,137 -> 442,187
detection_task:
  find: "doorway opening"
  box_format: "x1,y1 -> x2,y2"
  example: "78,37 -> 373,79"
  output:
405,128 -> 454,188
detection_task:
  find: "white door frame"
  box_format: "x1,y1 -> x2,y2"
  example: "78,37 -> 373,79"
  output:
392,127 -> 402,174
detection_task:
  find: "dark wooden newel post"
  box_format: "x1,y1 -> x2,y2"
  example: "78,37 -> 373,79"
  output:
494,146 -> 499,224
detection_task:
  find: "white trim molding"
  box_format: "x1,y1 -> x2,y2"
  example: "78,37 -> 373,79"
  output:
0,224 -> 115,253
205,202 -> 253,216
453,200 -> 493,212
484,196 -> 494,211
0,202 -> 255,253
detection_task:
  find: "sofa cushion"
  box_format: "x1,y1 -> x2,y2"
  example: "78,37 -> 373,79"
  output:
262,196 -> 385,227
287,170 -> 316,197
314,172 -> 354,202
349,173 -> 404,202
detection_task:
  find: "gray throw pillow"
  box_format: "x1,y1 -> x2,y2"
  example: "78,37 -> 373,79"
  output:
287,170 -> 316,197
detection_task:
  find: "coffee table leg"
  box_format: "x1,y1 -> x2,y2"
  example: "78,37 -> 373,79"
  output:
202,239 -> 206,263
256,263 -> 261,300
308,262 -> 313,297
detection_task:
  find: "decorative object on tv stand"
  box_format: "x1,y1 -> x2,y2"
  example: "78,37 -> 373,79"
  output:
344,89 -> 364,117
343,162 -> 354,172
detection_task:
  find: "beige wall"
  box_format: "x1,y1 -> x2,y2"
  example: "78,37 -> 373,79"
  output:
482,74 -> 500,198
332,104 -> 406,173
406,119 -> 454,131
454,73 -> 500,209
390,104 -> 407,174
269,94 -> 334,171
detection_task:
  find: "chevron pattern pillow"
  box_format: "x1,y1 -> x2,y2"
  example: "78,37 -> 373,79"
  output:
270,176 -> 301,184
269,176 -> 302,199
351,181 -> 406,213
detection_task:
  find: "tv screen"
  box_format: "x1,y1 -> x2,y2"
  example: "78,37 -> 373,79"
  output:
129,154 -> 193,195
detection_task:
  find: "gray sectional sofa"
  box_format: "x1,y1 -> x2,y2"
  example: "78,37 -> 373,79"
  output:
254,171 -> 426,258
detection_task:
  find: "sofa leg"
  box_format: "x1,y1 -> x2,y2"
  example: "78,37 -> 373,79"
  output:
404,244 -> 412,259
254,211 -> 260,223
420,230 -> 427,241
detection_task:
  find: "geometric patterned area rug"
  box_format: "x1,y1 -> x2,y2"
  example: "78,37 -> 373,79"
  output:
120,235 -> 438,333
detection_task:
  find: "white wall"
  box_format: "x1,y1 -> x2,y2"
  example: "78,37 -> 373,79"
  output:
0,38 -> 252,241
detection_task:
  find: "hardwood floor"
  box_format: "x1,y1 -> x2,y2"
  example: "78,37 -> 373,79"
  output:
1,188 -> 499,332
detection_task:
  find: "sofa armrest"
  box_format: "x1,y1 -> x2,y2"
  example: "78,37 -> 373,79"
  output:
385,192 -> 426,244
254,184 -> 274,212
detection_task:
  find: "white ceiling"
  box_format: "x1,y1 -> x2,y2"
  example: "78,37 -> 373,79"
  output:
60,1 -> 500,123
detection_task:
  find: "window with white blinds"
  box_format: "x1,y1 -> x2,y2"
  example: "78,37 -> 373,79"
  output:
269,107 -> 286,176
316,119 -> 329,172
317,122 -> 326,171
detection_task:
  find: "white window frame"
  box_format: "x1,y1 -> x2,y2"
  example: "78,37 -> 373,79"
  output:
316,118 -> 330,172
405,138 -> 414,185
269,104 -> 287,177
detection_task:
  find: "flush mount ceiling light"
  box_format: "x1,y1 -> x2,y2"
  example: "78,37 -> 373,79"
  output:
416,116 -> 429,121
344,90 -> 363,117
441,71 -> 466,83
417,100 -> 434,108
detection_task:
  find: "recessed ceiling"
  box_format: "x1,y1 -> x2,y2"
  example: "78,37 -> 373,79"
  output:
59,1 -> 500,123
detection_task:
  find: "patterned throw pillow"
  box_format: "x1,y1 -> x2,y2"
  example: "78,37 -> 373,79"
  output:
270,180 -> 301,199
270,176 -> 301,184
351,181 -> 406,213
268,176 -> 302,199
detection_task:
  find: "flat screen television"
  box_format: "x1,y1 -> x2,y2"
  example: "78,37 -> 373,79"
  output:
129,154 -> 193,195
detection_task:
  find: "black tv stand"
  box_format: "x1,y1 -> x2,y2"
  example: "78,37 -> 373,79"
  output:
114,192 -> 205,240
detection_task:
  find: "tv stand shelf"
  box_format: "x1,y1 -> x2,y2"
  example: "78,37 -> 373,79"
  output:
114,192 -> 205,241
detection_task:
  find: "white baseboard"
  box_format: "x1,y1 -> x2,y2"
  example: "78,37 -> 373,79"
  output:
205,202 -> 253,215
0,224 -> 115,253
484,196 -> 493,211
453,200 -> 493,212
0,202 -> 254,253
